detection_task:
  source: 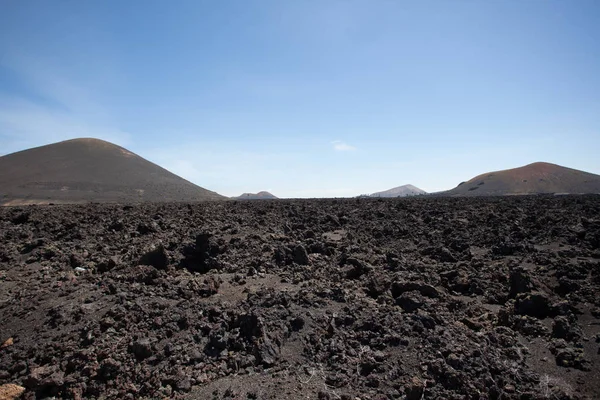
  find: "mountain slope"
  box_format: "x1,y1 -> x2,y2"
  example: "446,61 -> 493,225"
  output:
233,191 -> 278,200
443,162 -> 600,196
370,184 -> 426,197
0,138 -> 225,205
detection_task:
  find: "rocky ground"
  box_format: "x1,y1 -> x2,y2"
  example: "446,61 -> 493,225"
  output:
1,195 -> 600,399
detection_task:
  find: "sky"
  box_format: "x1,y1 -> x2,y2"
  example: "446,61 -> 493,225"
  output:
1,0 -> 599,198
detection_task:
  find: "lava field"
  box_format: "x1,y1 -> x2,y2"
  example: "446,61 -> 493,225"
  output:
1,196 -> 600,399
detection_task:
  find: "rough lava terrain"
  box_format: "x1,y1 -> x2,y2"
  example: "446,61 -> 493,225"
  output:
1,196 -> 600,399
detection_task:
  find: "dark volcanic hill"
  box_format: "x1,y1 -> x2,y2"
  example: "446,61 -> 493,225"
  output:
443,162 -> 600,196
370,184 -> 426,198
233,191 -> 278,200
0,138 -> 225,205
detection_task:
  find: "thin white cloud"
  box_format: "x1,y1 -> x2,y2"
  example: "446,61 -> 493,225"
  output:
331,140 -> 356,152
0,55 -> 131,155
0,97 -> 131,155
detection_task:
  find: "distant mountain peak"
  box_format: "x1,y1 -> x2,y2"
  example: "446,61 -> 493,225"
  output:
233,191 -> 278,200
369,184 -> 426,198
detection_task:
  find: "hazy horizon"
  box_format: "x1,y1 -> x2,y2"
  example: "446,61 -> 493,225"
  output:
1,1 -> 599,198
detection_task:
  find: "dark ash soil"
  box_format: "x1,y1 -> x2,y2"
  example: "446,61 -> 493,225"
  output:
1,196 -> 600,399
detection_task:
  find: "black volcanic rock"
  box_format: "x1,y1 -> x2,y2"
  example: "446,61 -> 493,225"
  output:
1,196 -> 600,398
0,138 -> 225,205
233,191 -> 278,200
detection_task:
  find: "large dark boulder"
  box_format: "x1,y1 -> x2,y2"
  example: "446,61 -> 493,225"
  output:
514,292 -> 551,319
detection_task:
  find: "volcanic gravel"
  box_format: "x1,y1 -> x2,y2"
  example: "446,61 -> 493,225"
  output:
1,196 -> 600,400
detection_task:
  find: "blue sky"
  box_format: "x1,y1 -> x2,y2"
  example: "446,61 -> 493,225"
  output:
1,1 -> 599,197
